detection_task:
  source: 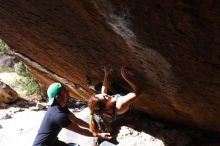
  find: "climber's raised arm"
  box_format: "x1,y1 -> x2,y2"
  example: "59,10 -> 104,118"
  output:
117,67 -> 142,109
101,66 -> 110,94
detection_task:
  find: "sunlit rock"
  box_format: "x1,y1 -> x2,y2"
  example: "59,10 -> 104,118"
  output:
0,0 -> 219,133
0,81 -> 19,103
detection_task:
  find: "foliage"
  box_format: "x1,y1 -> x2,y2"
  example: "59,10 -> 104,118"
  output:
15,62 -> 30,77
13,77 -> 40,96
13,62 -> 40,96
0,39 -> 6,54
0,39 -> 40,96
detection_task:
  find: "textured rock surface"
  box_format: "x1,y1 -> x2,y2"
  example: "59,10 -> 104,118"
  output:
0,54 -> 15,68
0,0 -> 220,133
0,81 -> 19,103
111,110 -> 220,146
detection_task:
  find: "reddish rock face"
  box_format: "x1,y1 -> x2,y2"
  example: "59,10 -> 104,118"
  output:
0,0 -> 219,133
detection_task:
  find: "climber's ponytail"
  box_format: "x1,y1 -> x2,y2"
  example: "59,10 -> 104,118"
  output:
89,113 -> 98,136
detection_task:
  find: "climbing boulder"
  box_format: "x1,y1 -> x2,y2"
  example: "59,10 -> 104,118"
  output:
0,81 -> 19,103
0,0 -> 219,133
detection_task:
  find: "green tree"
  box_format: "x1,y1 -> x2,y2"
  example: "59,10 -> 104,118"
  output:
0,39 -> 6,54
14,62 -> 40,96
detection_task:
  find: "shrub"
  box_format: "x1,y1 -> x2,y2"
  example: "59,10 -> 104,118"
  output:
0,39 -> 6,54
14,62 -> 40,96
13,77 -> 40,96
0,39 -> 40,96
15,62 -> 30,77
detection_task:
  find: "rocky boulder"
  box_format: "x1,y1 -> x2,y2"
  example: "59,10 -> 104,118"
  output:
0,81 -> 19,103
0,54 -> 15,68
0,0 -> 219,133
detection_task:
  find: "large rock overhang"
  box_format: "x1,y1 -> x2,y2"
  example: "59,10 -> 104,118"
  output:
0,0 -> 220,133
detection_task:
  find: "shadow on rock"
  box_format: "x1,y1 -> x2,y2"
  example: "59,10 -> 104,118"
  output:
109,109 -> 220,146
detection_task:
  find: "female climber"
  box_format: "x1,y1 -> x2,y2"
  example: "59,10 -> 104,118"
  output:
88,66 -> 142,135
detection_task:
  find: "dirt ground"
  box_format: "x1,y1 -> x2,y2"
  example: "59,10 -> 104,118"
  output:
1,105 -> 220,146
0,105 -> 97,146
0,108 -> 46,146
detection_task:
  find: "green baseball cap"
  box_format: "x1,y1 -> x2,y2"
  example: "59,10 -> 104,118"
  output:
47,82 -> 63,105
